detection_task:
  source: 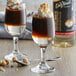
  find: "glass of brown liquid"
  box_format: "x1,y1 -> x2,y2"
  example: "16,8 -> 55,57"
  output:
31,3 -> 55,73
4,0 -> 27,61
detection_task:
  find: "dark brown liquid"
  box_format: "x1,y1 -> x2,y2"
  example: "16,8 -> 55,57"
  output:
32,14 -> 54,38
5,8 -> 26,26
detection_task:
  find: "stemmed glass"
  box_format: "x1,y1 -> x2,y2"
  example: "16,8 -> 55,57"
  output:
4,0 -> 27,61
31,2 -> 55,73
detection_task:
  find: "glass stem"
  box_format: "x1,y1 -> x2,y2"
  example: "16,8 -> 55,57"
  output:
13,37 -> 19,53
40,48 -> 46,63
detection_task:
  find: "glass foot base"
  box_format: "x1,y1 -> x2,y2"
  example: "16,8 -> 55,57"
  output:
31,62 -> 55,73
4,52 -> 28,61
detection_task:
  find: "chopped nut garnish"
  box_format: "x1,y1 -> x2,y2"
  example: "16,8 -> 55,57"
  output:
23,59 -> 28,63
1,60 -> 7,66
0,60 -> 3,65
12,57 -> 18,61
0,67 -> 5,72
0,60 -> 10,66
5,60 -> 10,65
38,3 -> 52,18
15,68 -> 19,71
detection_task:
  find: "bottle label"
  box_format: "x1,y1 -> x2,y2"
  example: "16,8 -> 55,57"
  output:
55,31 -> 75,36
54,0 -> 74,32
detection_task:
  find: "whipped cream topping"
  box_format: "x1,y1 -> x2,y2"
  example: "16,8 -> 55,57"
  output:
38,3 -> 53,18
8,0 -> 22,4
7,0 -> 23,9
